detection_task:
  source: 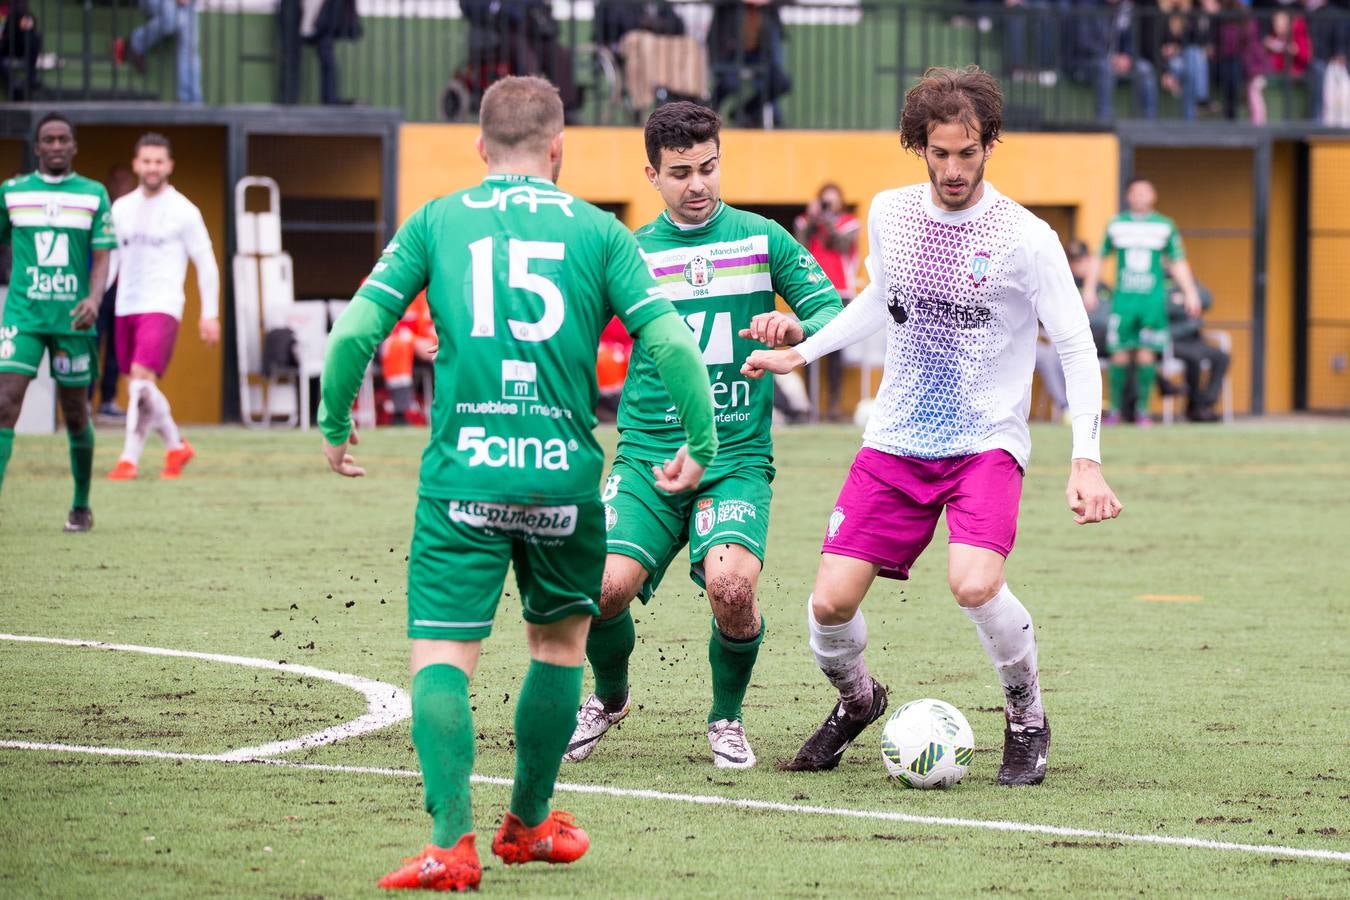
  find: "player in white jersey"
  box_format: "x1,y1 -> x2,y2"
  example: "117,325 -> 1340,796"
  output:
107,133 -> 220,481
744,66 -> 1122,785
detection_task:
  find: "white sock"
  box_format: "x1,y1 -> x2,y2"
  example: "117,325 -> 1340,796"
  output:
147,383 -> 182,450
807,595 -> 875,716
120,379 -> 154,465
964,584 -> 1045,729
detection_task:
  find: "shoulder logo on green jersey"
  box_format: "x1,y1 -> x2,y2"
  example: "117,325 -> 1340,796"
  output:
683,256 -> 715,287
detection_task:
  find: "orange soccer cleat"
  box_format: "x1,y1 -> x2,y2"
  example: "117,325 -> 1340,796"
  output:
491,810 -> 590,866
161,440 -> 195,479
107,459 -> 138,481
377,834 -> 481,892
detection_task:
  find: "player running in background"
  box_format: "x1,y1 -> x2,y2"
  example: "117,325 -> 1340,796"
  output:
107,133 -> 220,481
565,102 -> 843,770
1080,176 -> 1201,426
744,66 -> 1122,785
0,113 -> 114,532
318,76 -> 717,892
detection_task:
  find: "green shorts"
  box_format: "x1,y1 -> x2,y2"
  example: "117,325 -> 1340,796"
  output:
602,455 -> 773,602
407,495 -> 605,641
0,326 -> 98,387
1107,296 -> 1169,354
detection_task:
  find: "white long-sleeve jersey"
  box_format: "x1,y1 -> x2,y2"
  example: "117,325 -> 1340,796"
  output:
111,185 -> 220,321
794,183 -> 1102,467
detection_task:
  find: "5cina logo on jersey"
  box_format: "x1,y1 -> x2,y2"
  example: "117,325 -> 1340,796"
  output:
456,426 -> 575,471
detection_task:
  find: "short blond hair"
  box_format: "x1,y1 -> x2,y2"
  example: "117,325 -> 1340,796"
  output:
480,77 -> 565,159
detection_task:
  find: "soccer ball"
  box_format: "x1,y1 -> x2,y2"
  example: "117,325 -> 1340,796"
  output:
880,698 -> 975,789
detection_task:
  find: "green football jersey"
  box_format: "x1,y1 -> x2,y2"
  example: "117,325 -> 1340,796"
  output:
0,171 -> 115,335
1101,211 -> 1184,304
619,202 -> 841,467
355,174 -> 674,505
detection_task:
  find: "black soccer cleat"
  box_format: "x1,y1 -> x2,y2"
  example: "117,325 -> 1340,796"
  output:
63,507 -> 94,533
998,716 -> 1051,786
781,680 -> 888,772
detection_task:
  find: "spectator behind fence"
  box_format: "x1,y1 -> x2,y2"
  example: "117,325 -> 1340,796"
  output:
1068,0 -> 1160,121
1165,276 -> 1229,421
1,0 -> 41,101
1248,0 -> 1311,123
794,183 -> 860,421
1158,0 -> 1217,119
113,0 -> 202,104
459,0 -> 582,116
278,0 -> 361,105
1215,0 -> 1264,119
1003,0 -> 1059,86
709,0 -> 791,127
598,0 -> 708,111
1305,0 -> 1350,123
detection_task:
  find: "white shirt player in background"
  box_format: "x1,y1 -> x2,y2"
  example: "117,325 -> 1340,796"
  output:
107,133 -> 220,481
743,66 -> 1121,786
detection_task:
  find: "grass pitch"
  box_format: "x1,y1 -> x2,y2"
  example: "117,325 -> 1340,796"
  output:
2,419 -> 1348,897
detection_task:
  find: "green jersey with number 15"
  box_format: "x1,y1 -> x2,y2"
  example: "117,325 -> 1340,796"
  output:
355,174 -> 675,505
618,202 -> 842,469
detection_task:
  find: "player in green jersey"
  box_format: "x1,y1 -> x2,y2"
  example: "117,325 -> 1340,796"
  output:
1081,177 -> 1201,425
0,113 -> 115,532
317,77 -> 717,893
565,102 -> 843,770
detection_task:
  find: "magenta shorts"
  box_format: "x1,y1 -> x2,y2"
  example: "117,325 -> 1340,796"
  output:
115,312 -> 180,378
821,447 -> 1023,580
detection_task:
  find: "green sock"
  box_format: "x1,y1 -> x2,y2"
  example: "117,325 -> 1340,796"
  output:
1134,362 -> 1157,418
411,664 -> 475,847
68,422 -> 95,509
1108,363 -> 1128,415
510,659 -> 583,828
585,608 -> 635,707
707,616 -> 764,724
0,428 -> 13,495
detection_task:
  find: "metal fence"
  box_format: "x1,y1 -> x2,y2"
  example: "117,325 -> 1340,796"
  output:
3,0 -> 1347,130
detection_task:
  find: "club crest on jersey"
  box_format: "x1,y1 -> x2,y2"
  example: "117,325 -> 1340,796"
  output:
44,198 -> 62,221
683,256 -> 715,287
968,251 -> 992,286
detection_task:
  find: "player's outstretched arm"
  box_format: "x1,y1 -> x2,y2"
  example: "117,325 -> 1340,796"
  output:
741,347 -> 806,380
635,311 -> 717,489
1065,459 -> 1122,525
319,297 -> 401,477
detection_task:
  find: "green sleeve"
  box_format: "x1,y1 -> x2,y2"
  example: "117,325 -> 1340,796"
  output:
318,297 -> 401,445
354,205 -> 431,316
634,311 -> 718,468
1165,220 -> 1185,261
767,221 -> 843,338
91,186 -> 116,250
605,218 -> 676,332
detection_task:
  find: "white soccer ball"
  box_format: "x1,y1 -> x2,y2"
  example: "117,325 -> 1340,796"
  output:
880,698 -> 975,789
852,398 -> 875,429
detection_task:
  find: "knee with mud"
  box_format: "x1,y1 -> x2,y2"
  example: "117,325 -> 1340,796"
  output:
707,573 -> 759,640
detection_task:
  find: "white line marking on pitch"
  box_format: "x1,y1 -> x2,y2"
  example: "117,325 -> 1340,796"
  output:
0,633 -> 409,760
1,740 -> 1346,864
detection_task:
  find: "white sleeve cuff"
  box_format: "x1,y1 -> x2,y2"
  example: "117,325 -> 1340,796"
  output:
1054,326 -> 1103,463
792,282 -> 888,366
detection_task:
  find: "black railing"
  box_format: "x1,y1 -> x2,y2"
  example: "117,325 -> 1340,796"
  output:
3,0 -> 1348,130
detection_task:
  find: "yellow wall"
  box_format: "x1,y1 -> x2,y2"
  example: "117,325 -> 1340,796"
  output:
1307,141 -> 1350,411
400,125 -> 1118,417
1264,141 -> 1296,414
399,124 -> 1118,245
